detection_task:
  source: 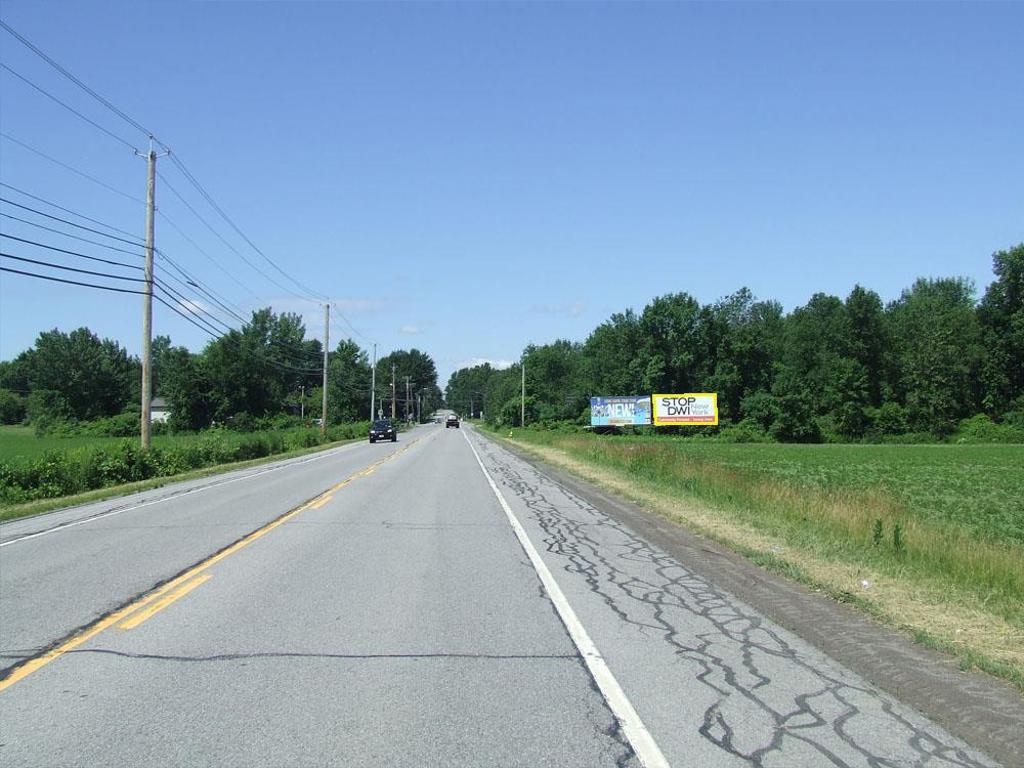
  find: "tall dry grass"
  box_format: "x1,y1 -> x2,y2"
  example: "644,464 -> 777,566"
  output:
535,435 -> 1024,627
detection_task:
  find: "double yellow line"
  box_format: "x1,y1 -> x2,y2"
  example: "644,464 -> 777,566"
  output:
0,436 -> 422,693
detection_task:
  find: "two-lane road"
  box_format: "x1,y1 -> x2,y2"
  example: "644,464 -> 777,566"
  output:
0,425 -> 1006,766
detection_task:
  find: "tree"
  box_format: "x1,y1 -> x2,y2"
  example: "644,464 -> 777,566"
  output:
636,293 -> 703,392
582,310 -> 643,397
15,328 -> 136,421
376,349 -> 442,421
523,340 -> 586,422
0,388 -> 25,424
326,339 -> 371,422
978,244 -> 1024,415
886,277 -> 984,435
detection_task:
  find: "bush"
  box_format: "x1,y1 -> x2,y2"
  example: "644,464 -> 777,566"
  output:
716,419 -> 773,443
79,413 -> 140,437
868,402 -> 910,438
741,392 -> 781,432
0,420 -> 369,505
0,389 -> 26,424
952,414 -> 1024,444
768,393 -> 821,443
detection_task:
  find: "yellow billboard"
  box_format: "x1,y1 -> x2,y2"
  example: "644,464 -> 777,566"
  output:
652,393 -> 718,426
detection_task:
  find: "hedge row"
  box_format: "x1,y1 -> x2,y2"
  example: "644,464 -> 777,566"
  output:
0,423 -> 369,504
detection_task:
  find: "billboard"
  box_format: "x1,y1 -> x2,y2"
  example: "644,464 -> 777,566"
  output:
590,396 -> 652,426
652,393 -> 719,426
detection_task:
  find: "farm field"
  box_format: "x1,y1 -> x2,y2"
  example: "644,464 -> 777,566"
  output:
632,439 -> 1022,545
0,425 -> 131,460
503,430 -> 1024,689
0,423 -> 368,512
0,425 -> 301,461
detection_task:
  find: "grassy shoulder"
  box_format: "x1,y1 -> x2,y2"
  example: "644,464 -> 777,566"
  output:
0,436 -> 359,524
493,428 -> 1024,693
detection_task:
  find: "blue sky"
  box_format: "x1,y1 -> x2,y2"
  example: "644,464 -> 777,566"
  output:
1,1 -> 1021,388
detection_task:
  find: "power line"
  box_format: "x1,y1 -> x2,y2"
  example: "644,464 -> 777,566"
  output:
0,252 -> 145,283
1,21 -> 326,308
0,20 -> 152,138
0,63 -> 139,152
165,153 -> 328,302
0,232 -> 143,270
155,251 -> 248,324
156,211 -> 263,303
0,185 -> 144,243
0,132 -> 144,204
0,264 -> 146,295
331,302 -> 375,345
153,277 -> 232,338
157,172 -> 312,301
0,213 -> 146,259
153,293 -> 224,341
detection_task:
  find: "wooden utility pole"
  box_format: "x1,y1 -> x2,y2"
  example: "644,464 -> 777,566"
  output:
137,141 -> 167,449
391,364 -> 396,420
521,360 -> 526,427
321,303 -> 329,436
369,343 -> 377,421
404,376 -> 411,422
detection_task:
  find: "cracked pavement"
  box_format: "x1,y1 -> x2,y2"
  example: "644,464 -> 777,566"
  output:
466,429 -> 1004,767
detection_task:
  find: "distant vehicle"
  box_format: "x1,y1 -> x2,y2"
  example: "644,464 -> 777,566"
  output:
369,419 -> 397,443
446,414 -> 460,429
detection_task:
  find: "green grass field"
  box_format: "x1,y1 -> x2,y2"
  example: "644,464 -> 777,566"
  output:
0,425 -> 124,459
625,440 -> 1024,546
0,425 -> 273,461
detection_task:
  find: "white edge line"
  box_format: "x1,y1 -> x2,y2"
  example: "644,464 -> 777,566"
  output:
462,428 -> 671,768
0,439 -> 367,548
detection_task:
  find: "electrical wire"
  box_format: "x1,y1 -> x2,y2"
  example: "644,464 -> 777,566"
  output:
0,251 -> 145,282
0,190 -> 144,245
164,153 -> 327,302
156,211 -> 263,303
157,172 -> 312,301
0,213 -> 146,259
155,251 -> 248,324
0,63 -> 139,152
0,232 -> 143,270
0,20 -> 152,138
0,132 -> 144,204
0,265 -> 146,295
153,277 -> 232,338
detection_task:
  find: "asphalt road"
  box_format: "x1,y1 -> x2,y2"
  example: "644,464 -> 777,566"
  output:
0,424 -> 1005,767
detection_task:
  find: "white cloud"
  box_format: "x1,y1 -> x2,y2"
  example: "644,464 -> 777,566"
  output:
176,298 -> 210,316
400,324 -> 422,335
530,301 -> 586,318
454,357 -> 514,370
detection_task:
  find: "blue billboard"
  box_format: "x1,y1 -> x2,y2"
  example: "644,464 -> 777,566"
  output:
590,396 -> 652,426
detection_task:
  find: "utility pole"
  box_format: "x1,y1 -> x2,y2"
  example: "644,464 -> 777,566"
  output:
521,360 -> 526,427
369,343 -> 377,421
138,140 -> 167,450
321,303 -> 329,437
300,385 -> 305,419
404,376 -> 411,422
391,364 -> 396,420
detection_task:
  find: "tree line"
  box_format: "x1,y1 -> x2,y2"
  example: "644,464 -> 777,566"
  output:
446,244 -> 1023,442
0,308 -> 444,433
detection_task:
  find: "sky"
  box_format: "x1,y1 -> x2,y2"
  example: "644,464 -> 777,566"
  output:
1,0 -> 1021,388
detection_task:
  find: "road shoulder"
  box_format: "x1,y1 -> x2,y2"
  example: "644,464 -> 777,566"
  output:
481,430 -> 1024,768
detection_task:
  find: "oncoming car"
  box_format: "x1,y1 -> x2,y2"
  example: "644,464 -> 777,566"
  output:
446,414 -> 460,429
369,419 -> 397,443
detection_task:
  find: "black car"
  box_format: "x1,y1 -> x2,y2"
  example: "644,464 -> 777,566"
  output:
446,414 -> 460,429
369,419 -> 397,443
